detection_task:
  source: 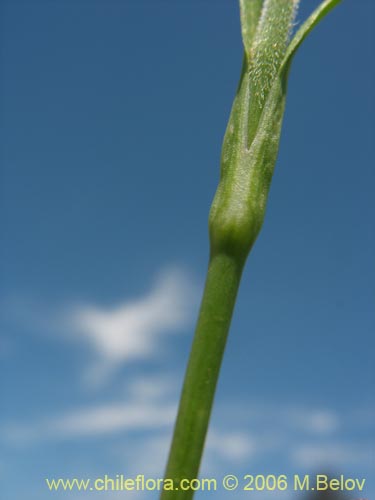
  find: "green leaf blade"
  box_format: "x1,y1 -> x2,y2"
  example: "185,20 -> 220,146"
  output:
239,0 -> 264,55
249,0 -> 300,106
280,0 -> 343,75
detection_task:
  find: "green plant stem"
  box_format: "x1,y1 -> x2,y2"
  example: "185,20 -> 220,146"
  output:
160,251 -> 245,500
160,1 -> 341,497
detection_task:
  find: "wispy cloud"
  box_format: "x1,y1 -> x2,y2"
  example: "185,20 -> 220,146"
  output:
1,265 -> 374,492
50,401 -> 176,437
2,379 -> 374,485
291,442 -> 374,467
282,407 -> 340,434
1,371 -> 180,444
206,430 -> 258,461
69,266 -> 198,386
0,265 -> 199,387
126,374 -> 179,402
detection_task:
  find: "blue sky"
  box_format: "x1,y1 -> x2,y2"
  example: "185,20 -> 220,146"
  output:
1,0 -> 374,499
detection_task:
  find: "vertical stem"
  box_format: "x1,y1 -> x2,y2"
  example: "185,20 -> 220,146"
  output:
160,252 -> 245,500
159,0 -> 341,496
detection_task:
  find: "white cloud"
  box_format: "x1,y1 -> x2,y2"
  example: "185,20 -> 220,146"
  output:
127,374 -> 179,402
291,442 -> 374,468
115,428 -> 259,480
2,401 -> 176,445
2,265 -> 374,500
72,267 -> 195,361
0,371 -> 180,445
118,433 -> 171,477
69,266 -> 198,386
2,396 -> 260,472
3,385 -> 374,484
0,265 -> 198,388
283,408 -> 340,434
207,430 -> 258,462
51,401 -> 176,437
216,403 -> 341,437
